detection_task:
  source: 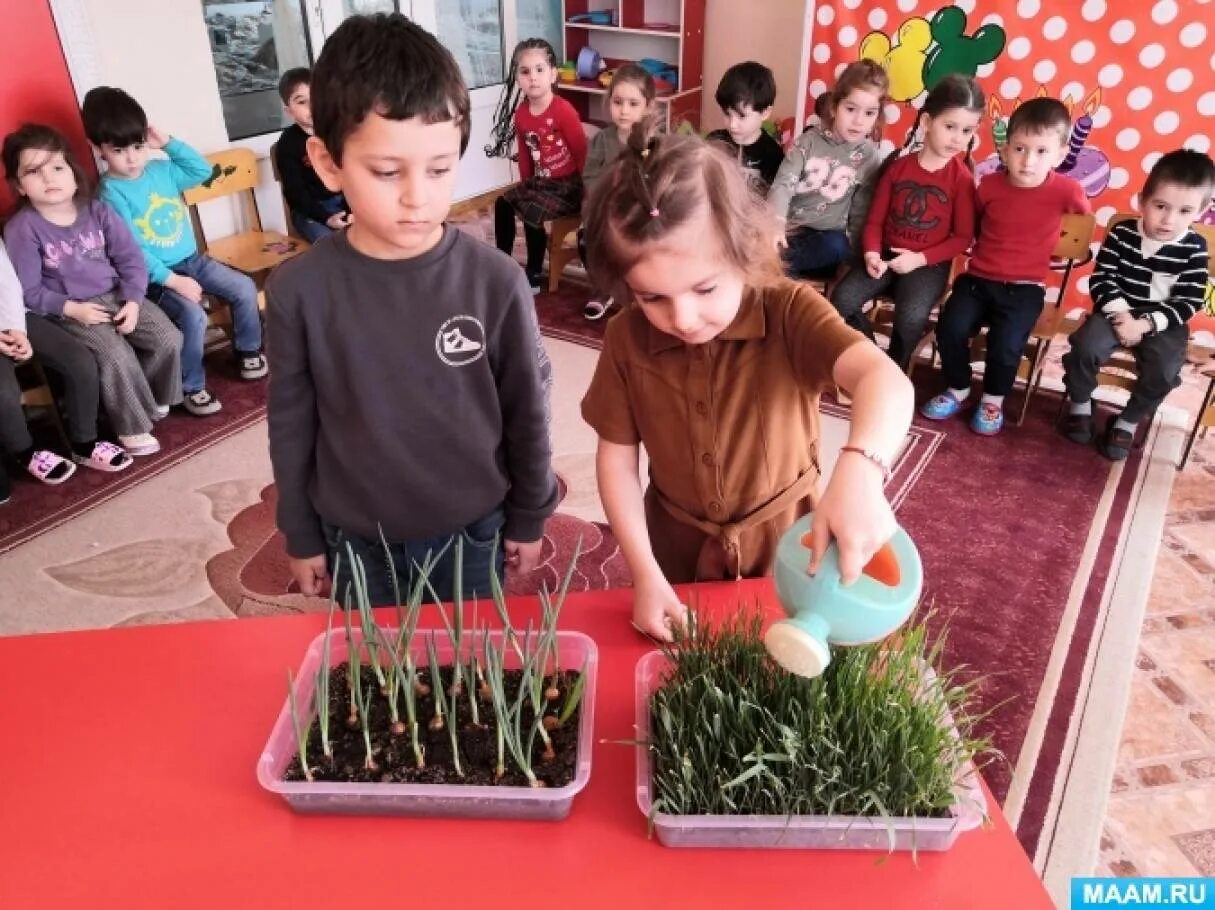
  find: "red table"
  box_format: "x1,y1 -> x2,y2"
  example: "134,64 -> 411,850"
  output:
0,581 -> 1052,910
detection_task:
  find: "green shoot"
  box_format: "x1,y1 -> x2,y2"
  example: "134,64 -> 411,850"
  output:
484,635 -> 509,780
350,675 -> 377,771
342,586 -> 359,728
466,650 -> 482,729
344,543 -> 388,694
376,626 -> 405,735
557,657 -> 588,727
426,632 -> 446,732
375,523 -> 405,630
317,595 -> 336,759
287,669 -> 313,781
544,534 -> 581,699
524,633 -> 556,762
488,537 -> 525,663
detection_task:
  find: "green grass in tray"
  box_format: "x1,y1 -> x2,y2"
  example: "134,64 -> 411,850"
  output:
647,608 -> 996,820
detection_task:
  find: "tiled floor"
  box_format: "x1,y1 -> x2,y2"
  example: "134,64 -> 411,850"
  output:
1099,383 -> 1215,877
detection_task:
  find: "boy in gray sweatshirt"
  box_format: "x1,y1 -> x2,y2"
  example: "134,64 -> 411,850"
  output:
266,14 -> 558,604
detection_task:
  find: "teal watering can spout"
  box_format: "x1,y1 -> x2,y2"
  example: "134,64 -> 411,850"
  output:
764,513 -> 923,679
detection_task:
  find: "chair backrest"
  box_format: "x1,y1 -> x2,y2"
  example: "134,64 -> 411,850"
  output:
1053,212 -> 1096,262
180,148 -> 265,248
268,139 -> 303,241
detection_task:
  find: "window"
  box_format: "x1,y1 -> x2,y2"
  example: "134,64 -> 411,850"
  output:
203,0 -> 562,141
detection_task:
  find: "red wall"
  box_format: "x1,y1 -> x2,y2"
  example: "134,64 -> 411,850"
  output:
0,1 -> 92,216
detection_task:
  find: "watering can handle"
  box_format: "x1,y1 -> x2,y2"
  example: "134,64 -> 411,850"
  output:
799,530 -> 901,587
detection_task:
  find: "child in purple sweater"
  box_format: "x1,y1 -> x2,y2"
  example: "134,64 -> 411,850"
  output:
2,125 -> 181,456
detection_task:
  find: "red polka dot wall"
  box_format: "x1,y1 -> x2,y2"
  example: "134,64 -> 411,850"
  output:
803,0 -> 1215,333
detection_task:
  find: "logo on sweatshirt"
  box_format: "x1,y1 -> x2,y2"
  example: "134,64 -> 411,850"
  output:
133,193 -> 186,248
435,315 -> 486,366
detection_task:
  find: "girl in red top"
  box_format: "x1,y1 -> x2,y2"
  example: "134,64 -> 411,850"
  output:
488,39 -> 588,292
830,75 -> 983,370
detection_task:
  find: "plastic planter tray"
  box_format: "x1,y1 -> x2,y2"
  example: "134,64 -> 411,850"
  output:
258,628 -> 597,820
634,650 -> 985,850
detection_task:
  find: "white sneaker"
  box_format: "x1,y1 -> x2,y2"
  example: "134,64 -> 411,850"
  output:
118,433 -> 161,456
183,389 -> 223,417
239,352 -> 268,380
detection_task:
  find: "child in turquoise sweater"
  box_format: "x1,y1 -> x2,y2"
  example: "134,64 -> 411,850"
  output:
82,87 -> 266,418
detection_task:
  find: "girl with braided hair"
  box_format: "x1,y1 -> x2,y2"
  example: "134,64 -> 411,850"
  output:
579,127 -> 914,642
487,39 -> 587,292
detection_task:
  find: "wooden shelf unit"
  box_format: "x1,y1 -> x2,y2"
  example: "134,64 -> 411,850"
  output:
559,0 -> 706,130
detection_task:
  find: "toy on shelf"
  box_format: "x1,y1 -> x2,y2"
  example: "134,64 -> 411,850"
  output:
558,62 -> 576,83
568,10 -> 615,25
575,46 -> 606,81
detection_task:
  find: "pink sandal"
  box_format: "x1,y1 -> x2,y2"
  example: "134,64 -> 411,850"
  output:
26,450 -> 77,486
73,440 -> 134,473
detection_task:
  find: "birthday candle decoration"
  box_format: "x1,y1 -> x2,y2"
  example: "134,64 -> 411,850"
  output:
1062,113 -> 1092,171
992,117 -> 1008,152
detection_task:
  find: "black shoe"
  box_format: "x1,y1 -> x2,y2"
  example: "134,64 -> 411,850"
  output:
1062,411 -> 1094,445
1099,419 -> 1134,461
526,273 -> 543,295
0,470 -> 10,505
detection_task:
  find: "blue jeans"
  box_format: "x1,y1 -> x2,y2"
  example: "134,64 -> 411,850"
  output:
322,506 -> 507,607
292,196 -> 345,244
935,274 -> 1045,396
784,227 -> 852,278
150,255 -> 262,386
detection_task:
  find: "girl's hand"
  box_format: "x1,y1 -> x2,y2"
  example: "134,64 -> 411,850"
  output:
808,451 -> 896,585
64,300 -> 112,326
114,302 -> 140,335
325,212 -> 349,230
887,248 -> 926,274
863,251 -> 887,279
145,125 -> 171,149
289,555 -> 330,596
632,573 -> 688,642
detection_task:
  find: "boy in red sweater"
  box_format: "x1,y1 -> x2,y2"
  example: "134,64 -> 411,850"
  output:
921,98 -> 1090,435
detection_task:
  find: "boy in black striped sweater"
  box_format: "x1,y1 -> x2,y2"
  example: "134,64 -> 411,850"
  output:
1062,149 -> 1214,460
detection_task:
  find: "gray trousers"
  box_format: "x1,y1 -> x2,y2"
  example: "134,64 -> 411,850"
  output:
829,262 -> 951,370
1062,315 -> 1188,425
55,293 -> 182,436
0,315 -> 103,455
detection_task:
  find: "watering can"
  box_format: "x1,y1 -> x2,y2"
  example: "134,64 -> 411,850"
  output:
764,512 -> 922,679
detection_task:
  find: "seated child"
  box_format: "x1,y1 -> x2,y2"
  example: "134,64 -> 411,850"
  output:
267,13 -> 558,604
768,60 -> 887,279
0,239 -> 133,501
3,124 -> 182,458
921,97 -> 1090,436
831,74 -> 982,370
489,38 -> 587,292
579,63 -> 655,320
1062,149 -> 1214,459
82,87 -> 267,420
273,67 -> 350,243
705,60 -> 784,194
581,129 -> 914,641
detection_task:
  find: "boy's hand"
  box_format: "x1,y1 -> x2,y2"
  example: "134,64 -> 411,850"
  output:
64,300 -> 112,326
632,574 -> 688,643
504,537 -> 543,575
166,273 -> 204,303
325,212 -> 350,230
114,302 -> 140,335
145,125 -> 171,149
808,451 -> 897,585
1111,312 -> 1148,347
887,248 -> 926,274
863,251 -> 887,279
289,555 -> 330,596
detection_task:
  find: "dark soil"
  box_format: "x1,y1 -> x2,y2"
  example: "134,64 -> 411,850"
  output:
284,664 -> 582,788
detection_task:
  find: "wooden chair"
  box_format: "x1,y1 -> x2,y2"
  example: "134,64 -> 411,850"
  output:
1180,355 -> 1215,470
269,140 -> 307,243
546,122 -> 600,293
182,148 -> 305,343
182,148 -> 304,279
866,254 -> 965,378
